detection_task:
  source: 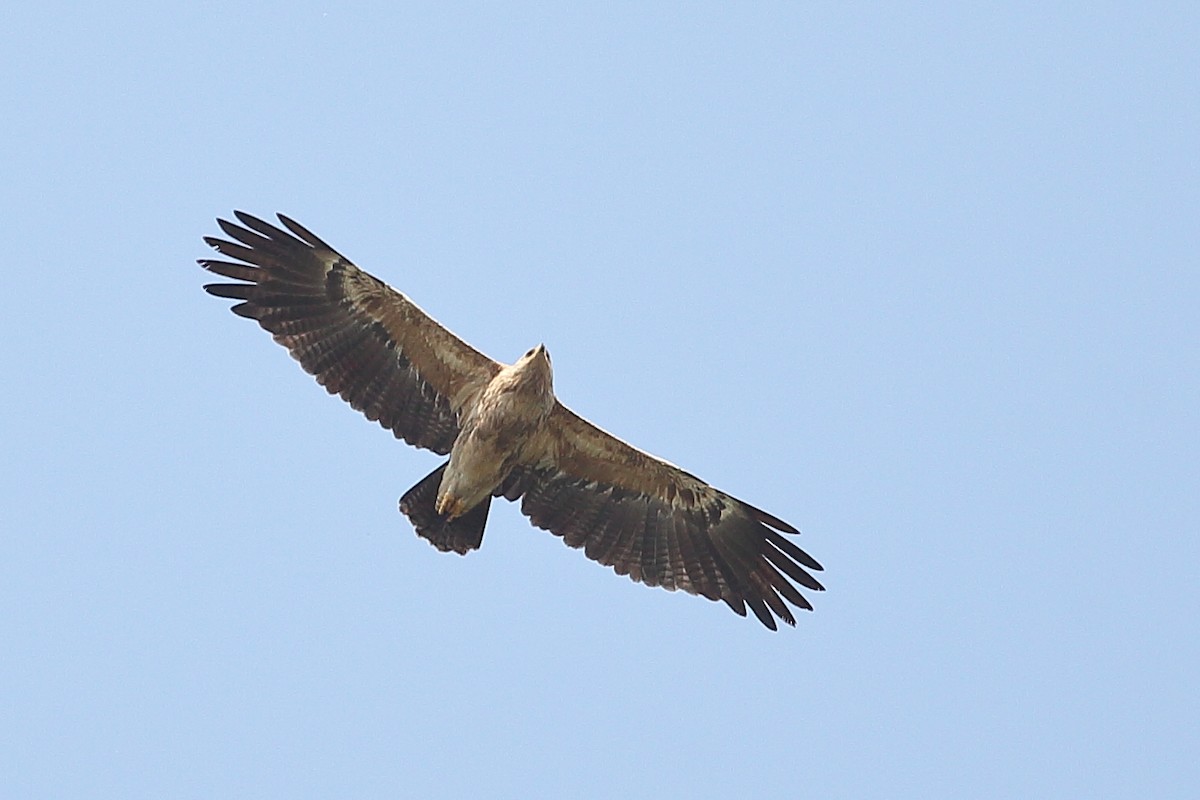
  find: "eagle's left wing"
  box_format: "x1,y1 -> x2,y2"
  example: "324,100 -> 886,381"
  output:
200,212 -> 500,455
501,403 -> 823,629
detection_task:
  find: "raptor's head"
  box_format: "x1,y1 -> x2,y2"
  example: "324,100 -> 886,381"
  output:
516,343 -> 554,395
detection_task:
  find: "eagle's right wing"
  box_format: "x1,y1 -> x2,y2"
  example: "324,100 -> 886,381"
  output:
501,403 -> 823,630
200,212 -> 500,455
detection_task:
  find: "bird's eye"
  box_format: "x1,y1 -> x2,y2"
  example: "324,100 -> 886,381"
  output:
525,348 -> 536,358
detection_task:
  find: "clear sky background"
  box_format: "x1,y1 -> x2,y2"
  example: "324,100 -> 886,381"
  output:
2,3 -> 1196,798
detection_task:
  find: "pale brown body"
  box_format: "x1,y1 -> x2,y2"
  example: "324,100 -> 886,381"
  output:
437,345 -> 555,519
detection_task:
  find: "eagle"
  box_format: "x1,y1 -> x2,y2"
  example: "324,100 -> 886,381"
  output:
200,212 -> 823,629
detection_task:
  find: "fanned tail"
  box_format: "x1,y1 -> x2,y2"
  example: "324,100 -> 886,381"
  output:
399,463 -> 490,554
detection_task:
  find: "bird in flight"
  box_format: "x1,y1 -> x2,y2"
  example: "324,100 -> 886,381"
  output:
200,212 -> 823,629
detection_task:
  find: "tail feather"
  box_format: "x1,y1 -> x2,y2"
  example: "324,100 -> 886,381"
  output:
399,463 -> 490,554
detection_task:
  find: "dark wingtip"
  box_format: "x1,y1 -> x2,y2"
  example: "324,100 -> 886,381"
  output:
232,209 -> 264,227
747,598 -> 779,631
763,529 -> 824,573
745,503 -> 800,535
203,283 -> 250,299
230,211 -> 298,242
276,213 -> 335,251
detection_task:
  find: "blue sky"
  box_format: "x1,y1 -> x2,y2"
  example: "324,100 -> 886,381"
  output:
2,3 -> 1196,797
